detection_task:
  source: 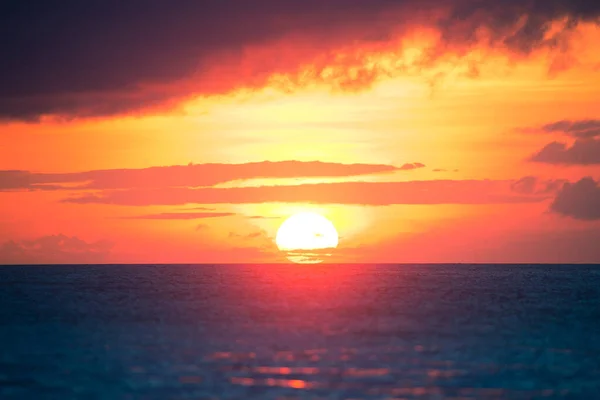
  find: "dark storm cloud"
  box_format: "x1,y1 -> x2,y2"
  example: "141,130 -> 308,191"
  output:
530,139 -> 600,165
550,177 -> 600,220
0,161 -> 400,191
439,0 -> 600,53
2,0 -> 600,120
61,179 -> 548,206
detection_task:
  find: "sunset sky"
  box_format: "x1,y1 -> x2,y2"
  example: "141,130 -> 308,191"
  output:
2,0 -> 600,264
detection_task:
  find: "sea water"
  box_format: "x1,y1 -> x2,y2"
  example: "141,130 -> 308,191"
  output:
1,264 -> 599,399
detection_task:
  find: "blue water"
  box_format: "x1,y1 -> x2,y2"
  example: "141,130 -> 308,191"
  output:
1,264 -> 599,399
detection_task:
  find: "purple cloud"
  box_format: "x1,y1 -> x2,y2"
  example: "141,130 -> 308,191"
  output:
2,0 -> 599,120
511,176 -> 567,195
550,177 -> 600,220
541,119 -> 600,138
530,139 -> 600,165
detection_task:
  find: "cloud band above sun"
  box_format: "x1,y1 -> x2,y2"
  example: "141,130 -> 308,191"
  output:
0,161 -> 418,191
2,0 -> 600,120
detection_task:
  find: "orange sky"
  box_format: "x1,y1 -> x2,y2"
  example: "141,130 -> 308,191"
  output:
2,6 -> 600,264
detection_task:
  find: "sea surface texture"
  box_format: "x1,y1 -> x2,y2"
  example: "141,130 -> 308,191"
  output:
1,264 -> 599,399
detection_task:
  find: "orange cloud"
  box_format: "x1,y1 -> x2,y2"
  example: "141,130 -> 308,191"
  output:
62,179 -> 549,206
0,161 -> 404,191
118,212 -> 236,220
2,0 -> 599,120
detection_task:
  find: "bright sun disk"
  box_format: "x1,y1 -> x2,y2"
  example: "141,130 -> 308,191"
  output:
276,212 -> 339,264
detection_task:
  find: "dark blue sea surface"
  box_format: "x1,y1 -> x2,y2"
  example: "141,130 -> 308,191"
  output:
1,264 -> 599,399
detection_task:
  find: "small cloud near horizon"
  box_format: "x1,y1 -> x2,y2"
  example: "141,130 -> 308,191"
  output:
0,234 -> 113,264
398,162 -> 426,171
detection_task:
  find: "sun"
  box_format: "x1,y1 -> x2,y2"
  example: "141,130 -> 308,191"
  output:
276,212 -> 339,264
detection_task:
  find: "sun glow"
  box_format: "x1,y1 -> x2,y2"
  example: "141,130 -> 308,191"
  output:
276,212 -> 339,264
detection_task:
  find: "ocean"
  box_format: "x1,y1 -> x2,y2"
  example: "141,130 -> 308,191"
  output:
1,264 -> 599,399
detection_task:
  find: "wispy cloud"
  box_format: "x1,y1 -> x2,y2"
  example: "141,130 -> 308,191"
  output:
538,119 -> 600,138
0,234 -> 113,264
0,161 -> 404,191
247,215 -> 282,220
228,231 -> 264,240
510,176 -> 567,195
62,179 -> 549,206
118,212 -> 236,220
